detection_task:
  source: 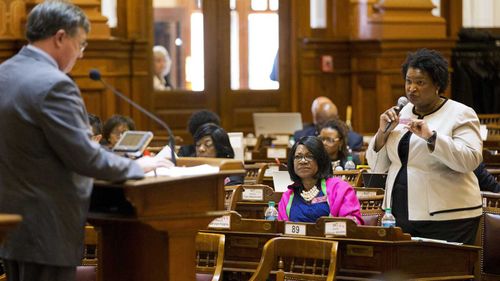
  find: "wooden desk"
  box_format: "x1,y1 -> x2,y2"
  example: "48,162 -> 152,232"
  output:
206,214 -> 479,280
88,158 -> 244,281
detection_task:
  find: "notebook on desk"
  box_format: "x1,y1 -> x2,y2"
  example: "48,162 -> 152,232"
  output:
253,112 -> 303,137
361,173 -> 388,189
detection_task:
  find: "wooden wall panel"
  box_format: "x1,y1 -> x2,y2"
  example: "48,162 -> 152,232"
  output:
0,0 -> 462,146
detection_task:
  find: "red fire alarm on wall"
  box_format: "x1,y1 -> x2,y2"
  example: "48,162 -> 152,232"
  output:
321,55 -> 334,72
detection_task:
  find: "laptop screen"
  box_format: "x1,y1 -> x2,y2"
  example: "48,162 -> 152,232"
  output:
361,173 -> 388,189
253,112 -> 303,137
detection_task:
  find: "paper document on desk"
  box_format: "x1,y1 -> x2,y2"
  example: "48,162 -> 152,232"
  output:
411,237 -> 463,245
154,145 -> 177,160
145,164 -> 220,177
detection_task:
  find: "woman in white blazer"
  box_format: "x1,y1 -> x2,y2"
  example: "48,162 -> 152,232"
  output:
366,49 -> 483,244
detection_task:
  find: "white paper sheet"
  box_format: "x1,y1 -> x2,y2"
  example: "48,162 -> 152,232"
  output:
145,164 -> 220,177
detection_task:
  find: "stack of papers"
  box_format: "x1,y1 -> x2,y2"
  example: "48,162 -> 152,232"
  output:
145,164 -> 220,177
411,237 -> 463,245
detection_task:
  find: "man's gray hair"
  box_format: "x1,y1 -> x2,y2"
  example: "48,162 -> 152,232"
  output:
26,0 -> 90,42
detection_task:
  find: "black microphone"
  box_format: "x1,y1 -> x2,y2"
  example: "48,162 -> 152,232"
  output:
89,69 -> 176,165
383,96 -> 409,133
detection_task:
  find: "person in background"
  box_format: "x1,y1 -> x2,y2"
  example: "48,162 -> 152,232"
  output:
366,48 -> 482,244
293,96 -> 363,151
474,162 -> 500,193
278,136 -> 363,224
193,123 -> 243,186
319,119 -> 361,169
178,110 -> 221,157
88,113 -> 102,143
101,114 -> 136,149
0,2 -> 171,280
153,45 -> 173,91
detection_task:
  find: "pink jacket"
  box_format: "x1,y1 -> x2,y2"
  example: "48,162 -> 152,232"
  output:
277,177 -> 364,225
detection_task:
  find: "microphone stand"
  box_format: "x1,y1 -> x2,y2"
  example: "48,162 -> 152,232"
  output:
96,78 -> 176,165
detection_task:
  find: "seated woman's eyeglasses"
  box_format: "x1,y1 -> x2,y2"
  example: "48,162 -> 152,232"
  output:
320,137 -> 340,144
293,154 -> 314,162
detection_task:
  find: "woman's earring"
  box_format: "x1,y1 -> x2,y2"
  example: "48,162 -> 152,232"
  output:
436,89 -> 439,95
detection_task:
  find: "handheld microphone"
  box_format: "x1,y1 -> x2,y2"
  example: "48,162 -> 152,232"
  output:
383,96 -> 409,133
89,69 -> 176,165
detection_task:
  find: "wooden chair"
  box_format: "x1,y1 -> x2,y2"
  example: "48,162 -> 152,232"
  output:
249,237 -> 338,281
76,225 -> 99,281
358,195 -> 384,211
196,232 -> 225,281
475,192 -> 500,280
478,114 -> 500,126
484,150 -> 500,169
486,124 -> 500,141
243,163 -> 268,185
333,170 -> 363,187
354,187 -> 384,225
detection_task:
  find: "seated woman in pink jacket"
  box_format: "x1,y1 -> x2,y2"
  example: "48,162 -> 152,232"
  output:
278,136 -> 363,224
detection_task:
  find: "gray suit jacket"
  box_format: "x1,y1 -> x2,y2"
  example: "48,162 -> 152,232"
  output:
0,46 -> 144,266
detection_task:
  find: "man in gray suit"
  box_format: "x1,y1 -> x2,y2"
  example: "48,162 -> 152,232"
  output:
0,1 -> 171,280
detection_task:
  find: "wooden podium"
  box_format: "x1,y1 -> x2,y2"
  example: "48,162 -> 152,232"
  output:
88,158 -> 244,281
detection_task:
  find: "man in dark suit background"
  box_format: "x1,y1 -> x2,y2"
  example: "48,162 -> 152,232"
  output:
0,2 -> 170,280
293,96 -> 364,151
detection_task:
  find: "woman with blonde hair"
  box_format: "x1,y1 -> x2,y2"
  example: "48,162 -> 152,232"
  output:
153,45 -> 173,90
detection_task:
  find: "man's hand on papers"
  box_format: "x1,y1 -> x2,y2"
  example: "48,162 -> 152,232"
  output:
135,156 -> 174,173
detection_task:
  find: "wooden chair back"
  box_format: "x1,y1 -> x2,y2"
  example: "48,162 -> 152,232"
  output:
358,195 -> 384,210
76,225 -> 99,281
333,170 -> 363,187
477,192 -> 500,281
486,125 -> 500,141
196,232 -> 225,281
354,187 -> 384,225
249,237 -> 338,281
228,185 -> 282,219
478,114 -> 500,126
244,163 -> 268,185
360,209 -> 384,226
484,150 -> 500,169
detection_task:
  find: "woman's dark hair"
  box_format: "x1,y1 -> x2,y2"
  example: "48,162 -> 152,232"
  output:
401,48 -> 449,94
287,136 -> 332,183
26,0 -> 90,42
87,113 -> 102,135
193,123 -> 234,158
188,110 -> 221,136
101,115 -> 136,144
319,118 -> 349,161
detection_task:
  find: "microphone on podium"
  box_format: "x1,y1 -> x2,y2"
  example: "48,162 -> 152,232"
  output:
383,96 -> 409,133
89,69 -> 176,165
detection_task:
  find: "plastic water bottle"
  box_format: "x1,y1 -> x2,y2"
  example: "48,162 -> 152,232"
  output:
264,201 -> 278,221
344,155 -> 356,170
381,208 -> 396,227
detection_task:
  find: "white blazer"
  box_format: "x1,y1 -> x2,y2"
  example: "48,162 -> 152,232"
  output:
366,99 -> 483,221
